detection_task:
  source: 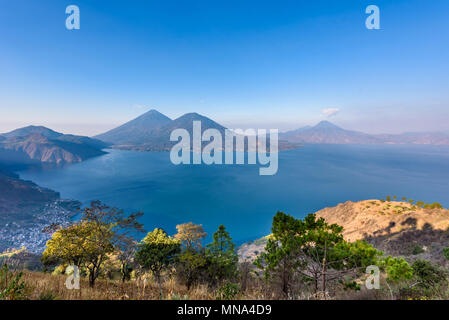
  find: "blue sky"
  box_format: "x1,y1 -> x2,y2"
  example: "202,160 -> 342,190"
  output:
0,0 -> 448,135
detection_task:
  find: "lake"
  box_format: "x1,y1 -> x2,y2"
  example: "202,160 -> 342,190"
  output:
18,144 -> 449,244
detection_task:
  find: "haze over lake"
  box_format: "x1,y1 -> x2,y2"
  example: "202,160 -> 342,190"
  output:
18,144 -> 449,243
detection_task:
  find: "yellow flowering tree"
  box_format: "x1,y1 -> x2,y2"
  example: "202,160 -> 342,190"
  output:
42,201 -> 144,287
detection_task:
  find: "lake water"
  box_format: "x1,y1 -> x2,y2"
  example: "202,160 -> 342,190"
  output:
18,144 -> 449,244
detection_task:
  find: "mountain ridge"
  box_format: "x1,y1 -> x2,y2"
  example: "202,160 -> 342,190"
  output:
0,127 -> 109,165
238,199 -> 449,267
95,110 -> 298,151
281,121 -> 449,145
94,109 -> 172,145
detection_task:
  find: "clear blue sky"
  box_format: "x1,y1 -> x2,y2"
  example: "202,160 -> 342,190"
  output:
0,0 -> 448,135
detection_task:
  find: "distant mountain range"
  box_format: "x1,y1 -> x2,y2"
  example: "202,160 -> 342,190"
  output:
2,114 -> 448,166
95,110 -> 297,151
95,110 -> 227,151
94,109 -> 173,145
280,120 -> 449,145
0,126 -> 109,165
0,127 -> 92,252
95,111 -> 449,150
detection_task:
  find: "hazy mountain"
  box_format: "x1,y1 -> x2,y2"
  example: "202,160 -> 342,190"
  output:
2,126 -> 62,139
162,112 -> 226,135
375,132 -> 449,145
281,121 -> 381,144
281,121 -> 449,145
282,125 -> 312,135
94,109 -> 172,145
111,112 -> 228,151
0,127 -> 109,165
96,110 -> 299,151
56,134 -> 109,150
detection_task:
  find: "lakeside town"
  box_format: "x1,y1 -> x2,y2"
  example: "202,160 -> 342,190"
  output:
0,199 -> 79,253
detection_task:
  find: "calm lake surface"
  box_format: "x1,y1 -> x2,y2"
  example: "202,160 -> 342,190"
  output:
18,144 -> 449,243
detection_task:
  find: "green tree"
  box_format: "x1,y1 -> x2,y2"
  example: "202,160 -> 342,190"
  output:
255,212 -> 303,298
175,222 -> 208,290
177,250 -> 207,290
205,225 -> 239,285
379,256 -> 413,299
135,228 -> 181,297
298,214 -> 380,296
380,256 -> 413,282
412,259 -> 447,290
255,212 -> 380,298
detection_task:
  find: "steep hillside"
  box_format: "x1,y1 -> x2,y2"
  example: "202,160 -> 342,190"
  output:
94,109 -> 172,145
0,169 -> 59,220
0,168 -> 80,252
316,200 -> 449,265
239,199 -> 449,266
0,127 -> 109,165
2,126 -> 62,139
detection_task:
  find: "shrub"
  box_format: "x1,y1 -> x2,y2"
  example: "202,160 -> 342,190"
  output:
431,203 -> 443,209
410,244 -> 425,255
380,256 -> 413,282
412,259 -> 447,289
0,264 -> 27,300
205,225 -> 239,286
39,290 -> 58,300
216,282 -> 240,300
342,280 -> 361,291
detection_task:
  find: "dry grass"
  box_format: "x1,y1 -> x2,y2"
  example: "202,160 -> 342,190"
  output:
8,267 -> 401,300
316,200 -> 449,242
16,270 -> 293,300
20,271 -> 216,300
